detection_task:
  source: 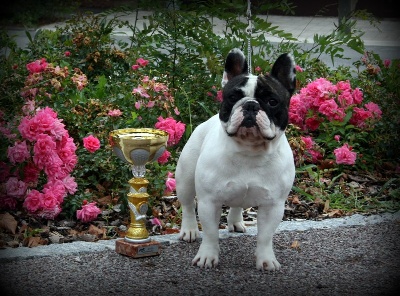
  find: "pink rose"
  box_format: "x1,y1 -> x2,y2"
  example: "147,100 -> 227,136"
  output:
76,202 -> 102,223
364,102 -> 382,119
216,90 -> 223,102
352,88 -> 364,104
165,171 -> 176,194
305,117 -> 321,131
43,179 -> 67,203
34,133 -> 56,154
136,58 -> 149,67
157,150 -> 171,164
6,177 -> 27,197
26,58 -> 48,73
289,95 -> 307,128
107,109 -> 123,117
132,64 -> 140,70
42,190 -> 59,210
64,51 -> 71,57
132,86 -> 150,98
318,99 -> 339,121
150,217 -> 162,226
37,205 -> 62,220
154,116 -> 185,146
18,117 -> 38,142
43,157 -> 66,180
83,135 -> 100,153
7,141 -> 31,164
337,90 -> 354,107
334,143 -> 357,165
146,101 -> 155,108
350,107 -> 372,128
295,65 -> 303,72
336,80 -> 351,91
301,136 -> 314,150
62,175 -> 78,195
23,189 -> 44,213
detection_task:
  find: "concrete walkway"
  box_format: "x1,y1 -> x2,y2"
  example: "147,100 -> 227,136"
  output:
6,11 -> 400,71
7,11 -> 400,48
0,213 -> 399,296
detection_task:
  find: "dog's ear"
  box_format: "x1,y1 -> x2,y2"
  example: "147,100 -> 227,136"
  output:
270,53 -> 296,96
221,48 -> 249,88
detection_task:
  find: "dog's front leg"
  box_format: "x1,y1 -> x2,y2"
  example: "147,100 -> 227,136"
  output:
179,198 -> 199,242
255,202 -> 285,271
192,199 -> 222,268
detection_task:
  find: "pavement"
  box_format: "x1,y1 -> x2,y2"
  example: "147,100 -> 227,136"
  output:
0,211 -> 399,262
0,212 -> 399,296
5,12 -> 400,68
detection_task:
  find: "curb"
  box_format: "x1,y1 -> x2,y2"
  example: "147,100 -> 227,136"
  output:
1,211 -> 399,263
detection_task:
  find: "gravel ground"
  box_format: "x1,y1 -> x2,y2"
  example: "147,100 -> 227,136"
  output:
0,221 -> 399,296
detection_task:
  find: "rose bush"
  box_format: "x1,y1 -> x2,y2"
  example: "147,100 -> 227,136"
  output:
1,105 -> 78,220
288,77 -> 382,170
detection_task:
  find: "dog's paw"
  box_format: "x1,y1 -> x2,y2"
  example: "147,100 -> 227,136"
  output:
179,228 -> 199,242
256,257 -> 281,271
192,247 -> 219,268
228,221 -> 247,233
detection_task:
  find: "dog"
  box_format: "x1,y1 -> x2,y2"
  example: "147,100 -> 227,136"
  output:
175,48 -> 296,271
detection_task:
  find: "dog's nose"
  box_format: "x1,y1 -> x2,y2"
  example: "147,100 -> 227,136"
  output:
242,100 -> 260,112
241,100 -> 260,127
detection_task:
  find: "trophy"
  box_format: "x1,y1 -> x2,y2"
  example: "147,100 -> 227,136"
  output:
109,128 -> 168,258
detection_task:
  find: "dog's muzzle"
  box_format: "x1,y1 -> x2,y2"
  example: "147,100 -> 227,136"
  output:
241,100 -> 260,128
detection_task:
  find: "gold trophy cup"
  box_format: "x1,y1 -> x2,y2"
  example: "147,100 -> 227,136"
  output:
109,128 -> 168,257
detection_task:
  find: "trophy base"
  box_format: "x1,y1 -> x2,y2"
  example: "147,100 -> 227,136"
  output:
115,238 -> 161,258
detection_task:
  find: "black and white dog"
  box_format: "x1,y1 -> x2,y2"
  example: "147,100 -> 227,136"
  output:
175,48 -> 296,271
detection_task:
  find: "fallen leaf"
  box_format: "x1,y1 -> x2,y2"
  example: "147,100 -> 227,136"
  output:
88,224 -> 105,238
0,212 -> 18,234
290,240 -> 301,250
327,209 -> 344,218
27,237 -> 41,248
292,195 -> 301,205
97,196 -> 112,206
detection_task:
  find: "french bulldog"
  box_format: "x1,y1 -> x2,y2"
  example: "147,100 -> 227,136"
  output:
175,48 -> 296,271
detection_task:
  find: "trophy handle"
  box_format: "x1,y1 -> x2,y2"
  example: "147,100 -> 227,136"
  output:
128,201 -> 146,221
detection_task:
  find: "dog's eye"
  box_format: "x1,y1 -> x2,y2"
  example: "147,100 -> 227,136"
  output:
268,99 -> 278,107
